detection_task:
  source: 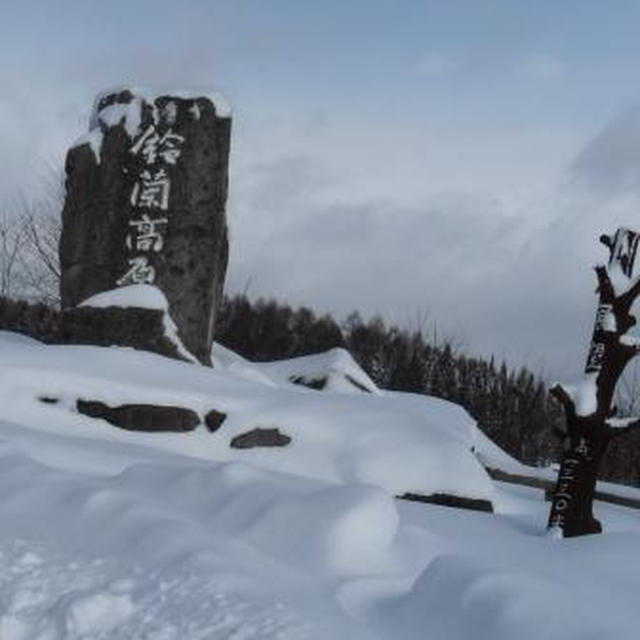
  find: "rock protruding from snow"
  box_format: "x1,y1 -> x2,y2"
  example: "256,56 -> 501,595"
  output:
67,285 -> 198,363
230,427 -> 292,449
60,303 -> 191,363
204,408 -> 227,432
0,331 -> 496,505
76,399 -> 201,432
257,348 -> 380,395
60,87 -> 232,365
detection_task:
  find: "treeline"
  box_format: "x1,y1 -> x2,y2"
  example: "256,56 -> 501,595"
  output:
220,296 -> 640,485
217,295 -> 561,467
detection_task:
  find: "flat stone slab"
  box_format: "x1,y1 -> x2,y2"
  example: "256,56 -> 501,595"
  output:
398,492 -> 494,513
77,399 -> 200,432
60,306 -> 189,362
230,428 -> 291,449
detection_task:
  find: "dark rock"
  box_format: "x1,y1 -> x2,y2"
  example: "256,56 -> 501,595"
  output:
60,88 -> 232,365
230,428 -> 291,449
289,375 -> 327,390
204,409 -> 227,432
38,396 -> 59,404
398,492 -> 494,513
77,399 -> 200,432
60,305 -> 189,361
344,373 -> 371,393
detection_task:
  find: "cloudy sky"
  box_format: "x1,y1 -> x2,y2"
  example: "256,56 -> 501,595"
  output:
3,1 -> 640,379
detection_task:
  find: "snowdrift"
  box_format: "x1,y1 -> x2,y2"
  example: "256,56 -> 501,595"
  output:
3,331 -> 640,639
0,331 -> 496,505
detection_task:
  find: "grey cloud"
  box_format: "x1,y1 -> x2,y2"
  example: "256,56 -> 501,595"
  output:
227,153 -> 554,370
3,12 -> 639,384
227,127 -> 640,382
568,106 -> 640,196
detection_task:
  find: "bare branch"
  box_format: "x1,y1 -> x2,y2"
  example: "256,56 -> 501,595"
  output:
20,208 -> 61,280
550,383 -> 576,418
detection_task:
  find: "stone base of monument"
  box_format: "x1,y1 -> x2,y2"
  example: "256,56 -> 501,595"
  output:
60,306 -> 192,362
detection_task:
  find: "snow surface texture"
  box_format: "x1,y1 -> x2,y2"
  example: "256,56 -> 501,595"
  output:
0,331 -> 493,501
2,332 -> 640,638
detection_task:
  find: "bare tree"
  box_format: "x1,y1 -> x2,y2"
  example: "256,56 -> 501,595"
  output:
18,201 -> 61,306
0,172 -> 62,307
548,228 -> 640,537
0,212 -> 25,298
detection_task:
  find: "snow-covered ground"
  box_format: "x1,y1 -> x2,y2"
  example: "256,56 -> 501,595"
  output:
1,331 -> 640,639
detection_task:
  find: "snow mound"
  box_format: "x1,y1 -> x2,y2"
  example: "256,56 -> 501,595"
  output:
256,347 -> 380,395
211,342 -> 278,387
0,331 -> 495,504
245,484 -> 399,573
3,333 -> 640,638
383,547 -> 633,640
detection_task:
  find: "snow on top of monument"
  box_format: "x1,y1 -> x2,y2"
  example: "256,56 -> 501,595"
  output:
93,86 -> 232,121
73,86 -> 231,162
79,285 -> 169,311
73,96 -> 143,162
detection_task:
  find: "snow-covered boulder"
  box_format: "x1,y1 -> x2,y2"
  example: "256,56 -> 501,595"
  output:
255,347 -> 380,394
62,285 -> 198,363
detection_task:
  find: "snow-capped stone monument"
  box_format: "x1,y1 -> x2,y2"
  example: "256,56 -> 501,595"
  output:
59,87 -> 231,365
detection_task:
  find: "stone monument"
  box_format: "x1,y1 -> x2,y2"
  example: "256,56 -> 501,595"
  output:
59,87 -> 231,365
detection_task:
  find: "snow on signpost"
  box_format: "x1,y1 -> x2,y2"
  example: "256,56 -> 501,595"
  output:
548,227 -> 640,537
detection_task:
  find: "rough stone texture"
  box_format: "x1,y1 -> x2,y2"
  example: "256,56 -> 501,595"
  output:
77,399 -> 200,432
60,306 -> 189,361
60,88 -> 232,365
204,409 -> 227,432
230,428 -> 292,449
